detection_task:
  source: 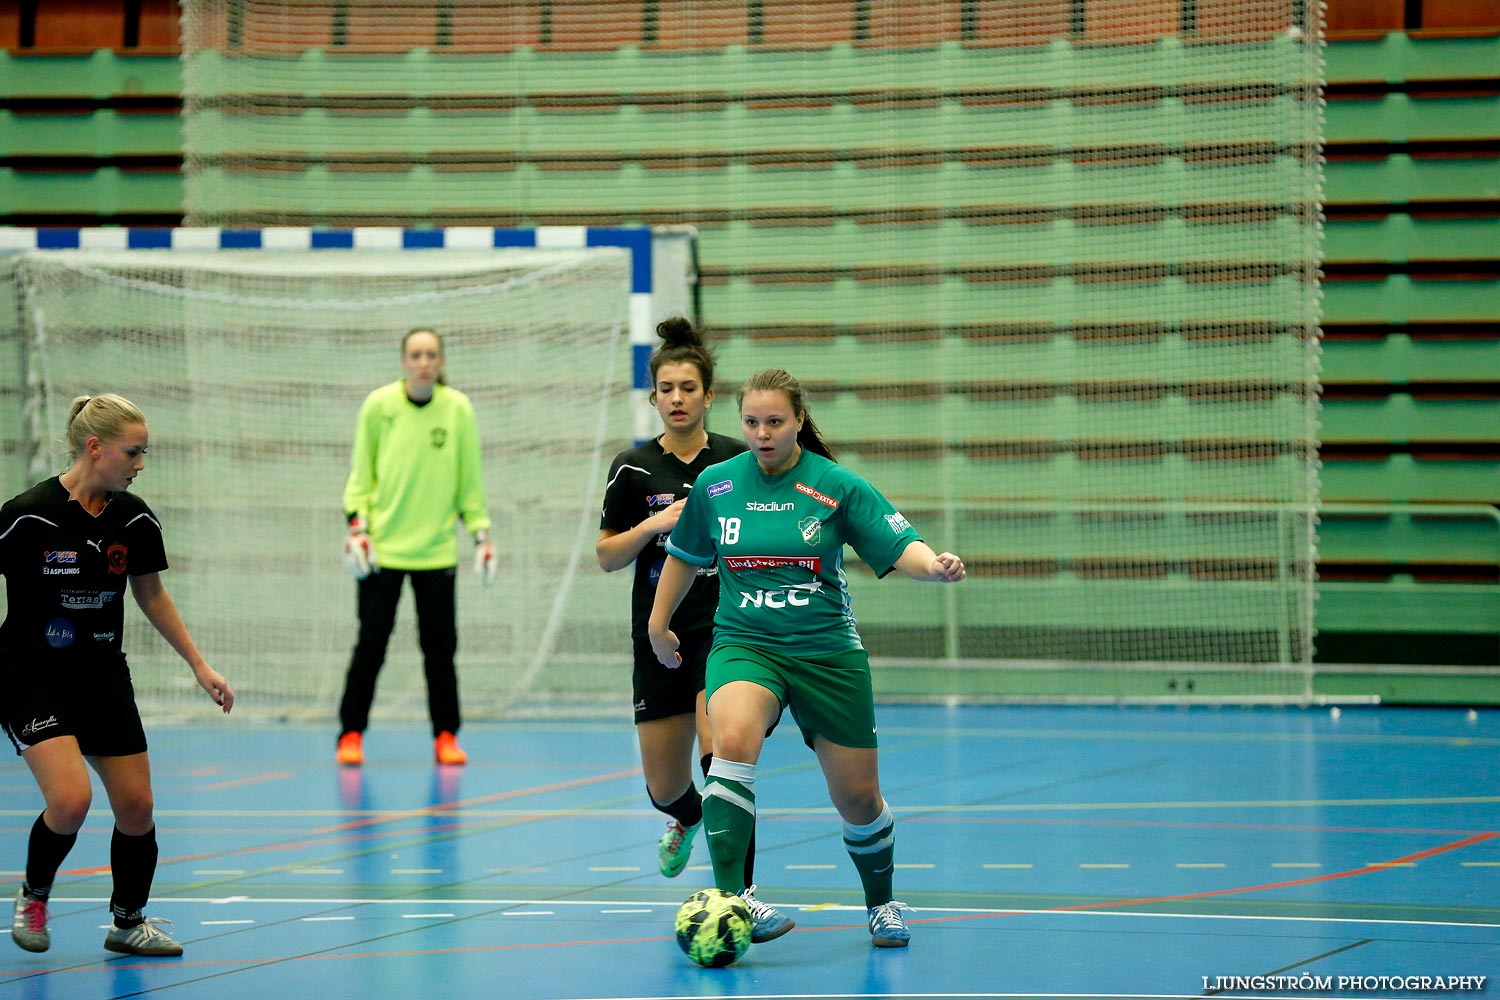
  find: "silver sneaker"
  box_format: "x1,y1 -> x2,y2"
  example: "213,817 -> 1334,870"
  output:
738,884 -> 795,943
104,916 -> 183,956
11,888 -> 49,953
868,899 -> 911,947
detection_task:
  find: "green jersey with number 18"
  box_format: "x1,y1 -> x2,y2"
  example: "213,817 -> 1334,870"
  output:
665,450 -> 922,656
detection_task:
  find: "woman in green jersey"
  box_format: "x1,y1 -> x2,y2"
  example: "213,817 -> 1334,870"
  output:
336,328 -> 495,767
597,319 -> 790,942
647,368 -> 965,949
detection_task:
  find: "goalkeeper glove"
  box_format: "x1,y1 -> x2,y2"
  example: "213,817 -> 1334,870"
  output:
344,517 -> 378,580
474,531 -> 497,587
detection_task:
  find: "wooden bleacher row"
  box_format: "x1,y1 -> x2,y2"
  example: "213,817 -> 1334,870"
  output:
3,0 -> 1499,56
0,0 -> 1364,54
1,29 -> 1494,94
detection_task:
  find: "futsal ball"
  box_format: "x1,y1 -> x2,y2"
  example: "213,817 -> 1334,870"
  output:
674,888 -> 752,967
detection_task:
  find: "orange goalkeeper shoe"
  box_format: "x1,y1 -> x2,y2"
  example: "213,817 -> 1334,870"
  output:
336,731 -> 363,766
434,731 -> 467,766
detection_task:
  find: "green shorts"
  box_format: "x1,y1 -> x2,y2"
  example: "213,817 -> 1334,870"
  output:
706,642 -> 878,750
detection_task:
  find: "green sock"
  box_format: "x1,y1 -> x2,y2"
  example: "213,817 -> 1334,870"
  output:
844,803 -> 895,907
703,758 -> 757,893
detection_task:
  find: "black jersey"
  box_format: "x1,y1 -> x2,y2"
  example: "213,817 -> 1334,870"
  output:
0,477 -> 168,667
600,432 -> 748,637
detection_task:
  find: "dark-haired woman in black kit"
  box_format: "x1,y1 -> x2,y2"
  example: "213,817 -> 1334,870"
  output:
596,319 -> 792,942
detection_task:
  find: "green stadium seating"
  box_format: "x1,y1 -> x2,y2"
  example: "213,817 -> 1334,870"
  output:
1,22 -> 1496,672
0,167 -> 182,216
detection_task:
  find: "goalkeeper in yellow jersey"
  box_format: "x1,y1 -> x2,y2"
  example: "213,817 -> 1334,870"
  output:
336,328 -> 495,767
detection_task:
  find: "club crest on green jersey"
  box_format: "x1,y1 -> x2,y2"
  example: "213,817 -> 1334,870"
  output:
799,516 -> 822,545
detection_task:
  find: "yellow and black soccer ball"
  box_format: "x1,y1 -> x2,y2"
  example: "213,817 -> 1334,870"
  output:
674,888 -> 753,967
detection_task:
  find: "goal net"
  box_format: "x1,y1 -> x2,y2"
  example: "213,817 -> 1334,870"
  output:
173,1 -> 1323,703
8,239 -> 654,720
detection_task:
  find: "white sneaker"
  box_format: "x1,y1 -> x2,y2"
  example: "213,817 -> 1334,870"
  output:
103,915 -> 183,956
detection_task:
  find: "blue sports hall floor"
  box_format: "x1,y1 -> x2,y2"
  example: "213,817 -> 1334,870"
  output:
0,703 -> 1495,1000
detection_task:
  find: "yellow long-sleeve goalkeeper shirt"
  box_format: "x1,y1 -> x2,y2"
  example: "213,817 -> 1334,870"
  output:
342,381 -> 492,570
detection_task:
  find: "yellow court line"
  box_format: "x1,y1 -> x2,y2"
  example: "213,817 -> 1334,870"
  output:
984,863 -> 1033,869
1080,863 -> 1130,869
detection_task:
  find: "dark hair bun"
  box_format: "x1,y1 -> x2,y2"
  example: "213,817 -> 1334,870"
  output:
655,317 -> 703,349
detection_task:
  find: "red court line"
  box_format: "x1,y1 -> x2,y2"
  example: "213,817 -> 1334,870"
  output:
310,766 -> 643,835
6,832 -> 1492,976
906,830 -> 1500,929
903,814 -> 1497,837
0,767 -> 645,882
199,771 -> 296,792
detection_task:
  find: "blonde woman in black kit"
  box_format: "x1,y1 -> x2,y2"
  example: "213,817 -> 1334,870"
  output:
597,319 -> 792,942
0,394 -> 233,957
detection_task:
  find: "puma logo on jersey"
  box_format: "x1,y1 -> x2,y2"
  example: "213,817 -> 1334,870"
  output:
85,539 -> 103,553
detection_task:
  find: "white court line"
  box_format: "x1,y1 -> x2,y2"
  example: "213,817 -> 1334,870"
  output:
896,863 -> 936,869
588,866 -> 641,872
301,916 -> 355,922
51,895 -> 1498,931
501,910 -> 554,916
785,864 -> 837,870
194,869 -> 246,875
601,909 -> 652,914
402,913 -> 456,919
201,919 -> 255,925
1175,863 -> 1226,869
291,869 -> 344,875
984,863 -> 1033,869
391,869 -> 442,875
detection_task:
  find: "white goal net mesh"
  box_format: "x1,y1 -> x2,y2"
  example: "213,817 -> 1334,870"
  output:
172,0 -> 1325,704
11,247 -> 638,719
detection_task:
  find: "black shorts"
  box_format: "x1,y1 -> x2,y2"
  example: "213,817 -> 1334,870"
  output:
1,658 -> 148,757
631,627 -> 712,724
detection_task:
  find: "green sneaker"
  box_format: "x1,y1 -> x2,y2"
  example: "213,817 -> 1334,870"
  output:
103,915 -> 183,957
657,819 -> 700,878
11,888 -> 49,953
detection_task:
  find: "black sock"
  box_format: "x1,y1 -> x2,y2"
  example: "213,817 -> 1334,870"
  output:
108,826 -> 158,926
24,813 -> 77,900
699,753 -> 712,779
648,784 -> 704,828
